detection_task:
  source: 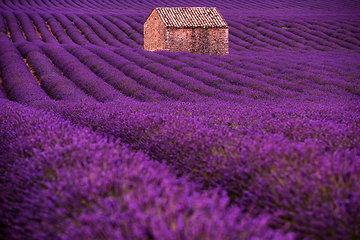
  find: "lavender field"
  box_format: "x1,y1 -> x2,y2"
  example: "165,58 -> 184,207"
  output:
1,0 -> 360,239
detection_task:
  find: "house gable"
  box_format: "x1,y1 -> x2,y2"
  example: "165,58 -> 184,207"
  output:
144,9 -> 166,51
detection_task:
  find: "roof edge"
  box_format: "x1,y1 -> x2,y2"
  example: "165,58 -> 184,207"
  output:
152,7 -> 228,28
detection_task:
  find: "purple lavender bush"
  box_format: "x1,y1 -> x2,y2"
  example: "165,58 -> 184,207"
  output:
0,99 -> 294,240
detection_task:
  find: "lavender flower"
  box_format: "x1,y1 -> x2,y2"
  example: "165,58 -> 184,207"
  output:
0,3 -> 359,240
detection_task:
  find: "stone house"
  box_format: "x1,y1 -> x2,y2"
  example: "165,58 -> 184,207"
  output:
144,7 -> 229,55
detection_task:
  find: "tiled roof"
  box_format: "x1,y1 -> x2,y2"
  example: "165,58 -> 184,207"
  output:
155,7 -> 228,28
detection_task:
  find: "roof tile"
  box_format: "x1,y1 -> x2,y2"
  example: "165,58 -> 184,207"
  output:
155,7 -> 228,28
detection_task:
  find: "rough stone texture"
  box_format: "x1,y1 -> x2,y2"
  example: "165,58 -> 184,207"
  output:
166,28 -> 228,55
144,7 -> 229,55
144,10 -> 167,51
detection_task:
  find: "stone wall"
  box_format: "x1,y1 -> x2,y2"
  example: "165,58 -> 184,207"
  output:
207,28 -> 229,55
144,11 -> 166,51
166,28 -> 228,55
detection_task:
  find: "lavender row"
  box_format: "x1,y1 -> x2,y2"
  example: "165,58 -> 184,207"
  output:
94,14 -> 142,47
77,13 -> 124,47
273,18 -> 359,49
199,52 -> 359,97
36,0 -> 74,11
134,49 -> 268,100
113,48 -> 254,102
64,44 -> 168,102
276,67 -> 360,96
129,14 -> 146,24
27,11 -> 58,43
52,12 -> 90,45
238,18 -> 312,49
41,43 -> 128,102
1,11 -> 26,43
16,42 -> 94,102
0,2 -> 13,11
295,19 -> 360,45
226,50 -> 360,85
289,21 -> 350,48
14,11 -> 43,43
228,35 -> 250,50
0,13 -> 7,33
157,50 -> 297,98
91,14 -> 134,47
0,34 -> 50,103
229,19 -> 300,49
175,52 -> 314,96
229,29 -> 282,50
89,0 -> 120,11
332,20 -> 360,35
0,99 -> 293,240
71,0 -> 96,10
65,12 -> 109,47
213,47 -> 360,90
230,19 -> 310,50
286,22 -> 355,50
114,14 -> 144,35
105,15 -> 144,45
40,12 -> 73,44
85,44 -> 205,102
228,20 -> 294,50
226,16 -> 360,50
16,0 -> 45,10
29,96 -> 360,239
0,80 -> 7,99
